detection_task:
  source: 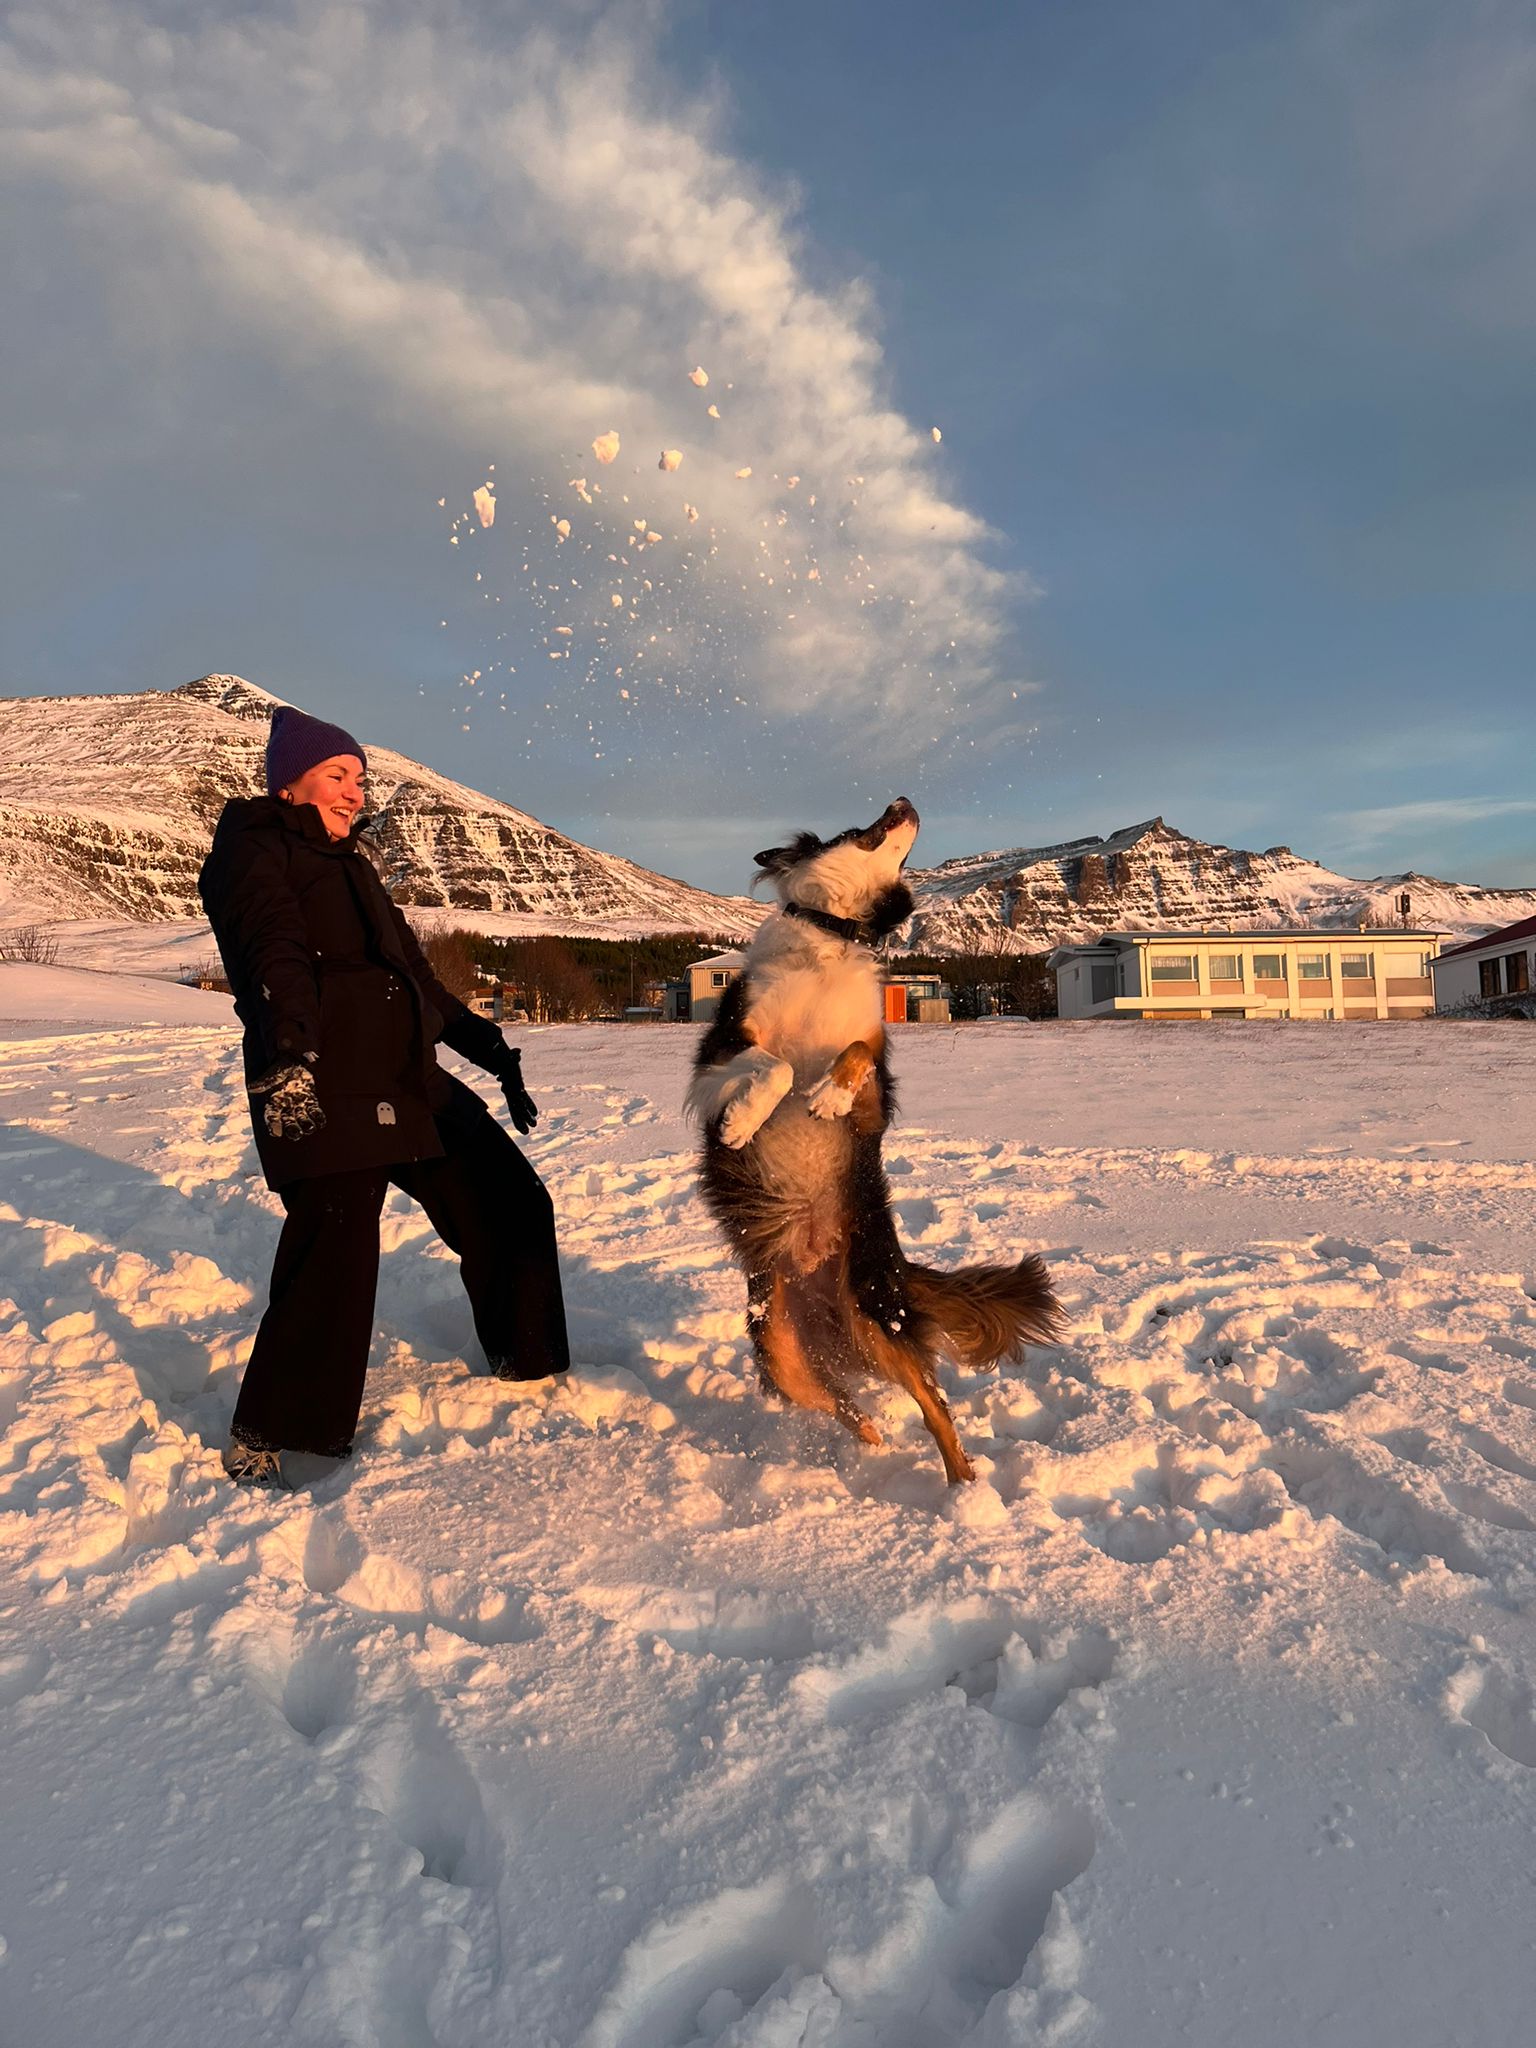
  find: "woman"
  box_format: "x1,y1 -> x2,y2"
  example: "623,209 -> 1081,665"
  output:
200,704 -> 570,1485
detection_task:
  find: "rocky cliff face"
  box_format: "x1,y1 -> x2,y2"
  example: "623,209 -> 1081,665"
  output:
0,678 -> 759,936
905,817 -> 1536,951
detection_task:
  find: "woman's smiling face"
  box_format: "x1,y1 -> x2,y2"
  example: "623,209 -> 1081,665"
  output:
282,754 -> 366,840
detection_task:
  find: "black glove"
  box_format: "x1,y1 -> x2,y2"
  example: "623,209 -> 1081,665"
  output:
249,1057 -> 326,1140
494,1045 -> 538,1135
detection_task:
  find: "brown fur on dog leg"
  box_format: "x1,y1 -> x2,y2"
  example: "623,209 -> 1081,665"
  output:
757,1270 -> 874,1442
858,1320 -> 976,1484
759,1272 -> 884,1445
755,1273 -> 838,1418
827,1036 -> 880,1094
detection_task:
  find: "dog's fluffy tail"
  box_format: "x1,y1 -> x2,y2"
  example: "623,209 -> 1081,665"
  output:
904,1254 -> 1065,1371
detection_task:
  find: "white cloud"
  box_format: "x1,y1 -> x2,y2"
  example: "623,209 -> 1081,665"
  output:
1333,796 -> 1536,844
0,1 -> 1032,760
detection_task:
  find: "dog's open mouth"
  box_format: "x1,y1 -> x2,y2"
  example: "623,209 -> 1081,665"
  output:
856,797 -> 919,855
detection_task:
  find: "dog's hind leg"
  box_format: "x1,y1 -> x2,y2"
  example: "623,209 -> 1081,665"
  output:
754,1270 -> 882,1447
857,1321 -> 975,1484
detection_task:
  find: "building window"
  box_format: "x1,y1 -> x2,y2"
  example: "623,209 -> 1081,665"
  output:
1506,952 -> 1531,993
1340,952 -> 1373,980
1479,958 -> 1502,997
1149,954 -> 1196,982
710,971 -> 731,989
1253,953 -> 1286,980
1209,952 -> 1241,980
1297,952 -> 1330,981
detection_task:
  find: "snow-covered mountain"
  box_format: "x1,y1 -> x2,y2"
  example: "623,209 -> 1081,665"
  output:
906,815 -> 1536,952
0,677 -> 759,936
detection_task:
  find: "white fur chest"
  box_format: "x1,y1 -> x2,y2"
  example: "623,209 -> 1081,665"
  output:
743,932 -> 882,1078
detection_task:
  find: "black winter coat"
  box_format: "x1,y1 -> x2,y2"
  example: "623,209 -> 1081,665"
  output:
199,797 -> 512,1188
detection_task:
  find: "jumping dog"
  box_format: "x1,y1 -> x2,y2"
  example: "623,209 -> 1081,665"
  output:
688,798 -> 1063,1482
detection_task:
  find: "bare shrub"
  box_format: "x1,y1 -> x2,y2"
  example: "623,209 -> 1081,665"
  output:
0,925 -> 59,966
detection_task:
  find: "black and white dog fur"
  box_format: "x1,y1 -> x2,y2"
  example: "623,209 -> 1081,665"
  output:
689,798 -> 1062,1483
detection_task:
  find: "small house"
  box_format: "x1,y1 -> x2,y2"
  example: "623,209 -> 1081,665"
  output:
884,973 -> 951,1023
1049,929 -> 1444,1020
674,950 -> 747,1025
1430,915 -> 1536,1011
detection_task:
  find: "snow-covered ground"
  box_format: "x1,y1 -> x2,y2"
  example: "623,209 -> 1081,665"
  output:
3,982 -> 1536,2048
0,960 -> 235,1027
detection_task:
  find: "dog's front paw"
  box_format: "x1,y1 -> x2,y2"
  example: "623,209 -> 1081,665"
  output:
717,1100 -> 761,1149
806,1074 -> 855,1120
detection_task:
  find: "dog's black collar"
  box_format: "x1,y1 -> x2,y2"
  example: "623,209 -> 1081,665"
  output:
783,900 -> 870,945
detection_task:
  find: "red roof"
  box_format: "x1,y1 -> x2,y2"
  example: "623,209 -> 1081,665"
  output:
1436,912 -> 1536,964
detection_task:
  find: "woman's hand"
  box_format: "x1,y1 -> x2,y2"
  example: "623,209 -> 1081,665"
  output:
249,1057 -> 327,1140
498,1048 -> 538,1135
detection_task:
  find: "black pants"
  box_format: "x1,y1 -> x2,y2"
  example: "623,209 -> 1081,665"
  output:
232,1103 -> 570,1457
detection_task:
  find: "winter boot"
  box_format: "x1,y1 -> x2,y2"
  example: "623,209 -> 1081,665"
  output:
222,1440 -> 291,1488
486,1355 -> 569,1383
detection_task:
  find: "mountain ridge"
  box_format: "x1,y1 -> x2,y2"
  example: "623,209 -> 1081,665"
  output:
3,681 -> 1532,948
0,678 -> 760,936
903,814 -> 1536,952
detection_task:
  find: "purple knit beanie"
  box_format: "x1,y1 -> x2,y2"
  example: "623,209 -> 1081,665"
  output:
265,706 -> 367,794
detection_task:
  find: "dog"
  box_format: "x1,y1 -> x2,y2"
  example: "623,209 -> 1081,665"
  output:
688,797 -> 1063,1483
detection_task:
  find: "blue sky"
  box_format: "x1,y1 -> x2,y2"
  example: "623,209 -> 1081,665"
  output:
2,0 -> 1533,894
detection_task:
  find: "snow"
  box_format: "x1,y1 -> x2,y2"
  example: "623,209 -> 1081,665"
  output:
3,1003 -> 1536,2047
0,962 -> 235,1027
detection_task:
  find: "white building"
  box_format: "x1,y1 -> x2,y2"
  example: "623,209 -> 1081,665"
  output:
1049,929 -> 1444,1021
1430,915 -> 1536,1011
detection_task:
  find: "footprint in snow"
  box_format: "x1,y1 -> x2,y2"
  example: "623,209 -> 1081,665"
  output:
577,1801 -> 1094,2048
239,1623 -> 358,1745
573,1584 -> 815,1662
792,1597 -> 1115,1731
1464,1424 -> 1536,1486
1446,1661 -> 1536,1770
0,1645 -> 51,1708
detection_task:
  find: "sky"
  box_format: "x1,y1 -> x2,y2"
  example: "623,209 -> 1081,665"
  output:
2,0 -> 1533,896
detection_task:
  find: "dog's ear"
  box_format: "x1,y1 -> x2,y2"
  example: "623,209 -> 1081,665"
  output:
753,831 -> 822,876
867,881 -> 915,938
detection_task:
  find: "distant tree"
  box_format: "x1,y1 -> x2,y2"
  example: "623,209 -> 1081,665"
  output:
410,923 -> 479,1002
0,925 -> 59,966
494,937 -> 604,1022
894,936 -> 1055,1020
463,929 -> 739,1014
